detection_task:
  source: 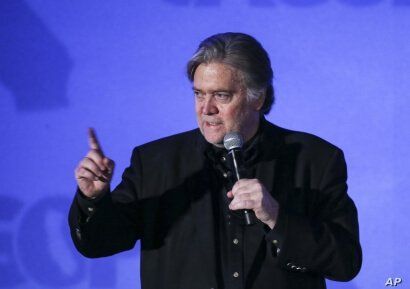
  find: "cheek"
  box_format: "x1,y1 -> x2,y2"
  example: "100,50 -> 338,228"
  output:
224,105 -> 250,129
223,105 -> 242,122
195,102 -> 202,115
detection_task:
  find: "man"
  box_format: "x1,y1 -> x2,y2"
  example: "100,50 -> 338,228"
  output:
69,32 -> 362,289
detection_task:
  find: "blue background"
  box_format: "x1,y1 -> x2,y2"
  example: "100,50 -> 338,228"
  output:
1,0 -> 409,288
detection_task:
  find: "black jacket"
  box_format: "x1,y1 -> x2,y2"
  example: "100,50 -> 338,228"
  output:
69,119 -> 362,289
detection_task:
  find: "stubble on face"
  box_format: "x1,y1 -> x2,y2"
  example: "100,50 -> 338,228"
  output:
193,62 -> 261,146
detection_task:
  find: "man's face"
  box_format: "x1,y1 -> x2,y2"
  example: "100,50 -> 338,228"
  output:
193,62 -> 262,146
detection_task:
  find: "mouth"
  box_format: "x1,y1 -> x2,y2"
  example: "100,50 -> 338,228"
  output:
204,121 -> 222,127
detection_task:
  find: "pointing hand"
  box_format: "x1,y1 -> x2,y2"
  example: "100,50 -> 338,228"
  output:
74,128 -> 115,198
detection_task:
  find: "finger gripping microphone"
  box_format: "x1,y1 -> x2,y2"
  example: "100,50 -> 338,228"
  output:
223,132 -> 253,225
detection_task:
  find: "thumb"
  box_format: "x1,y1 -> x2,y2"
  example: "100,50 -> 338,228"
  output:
103,158 -> 115,173
227,190 -> 234,199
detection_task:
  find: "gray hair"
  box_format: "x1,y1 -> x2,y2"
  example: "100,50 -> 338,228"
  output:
187,32 -> 274,115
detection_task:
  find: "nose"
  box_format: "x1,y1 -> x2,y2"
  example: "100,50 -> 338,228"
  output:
202,95 -> 218,115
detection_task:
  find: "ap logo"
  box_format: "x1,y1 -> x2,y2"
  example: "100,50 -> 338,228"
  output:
385,277 -> 403,287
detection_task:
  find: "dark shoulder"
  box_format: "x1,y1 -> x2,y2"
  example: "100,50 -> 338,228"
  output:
135,128 -> 203,157
129,129 -> 206,190
264,121 -> 342,160
284,127 -> 339,151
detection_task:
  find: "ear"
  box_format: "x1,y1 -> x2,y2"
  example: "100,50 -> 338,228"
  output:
253,91 -> 266,111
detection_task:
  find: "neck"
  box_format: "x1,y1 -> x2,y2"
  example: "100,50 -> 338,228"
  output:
242,114 -> 261,143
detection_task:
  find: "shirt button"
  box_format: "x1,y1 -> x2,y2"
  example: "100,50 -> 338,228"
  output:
272,239 -> 278,245
233,238 -> 239,245
233,272 -> 239,278
222,172 -> 228,178
88,207 -> 94,212
221,156 -> 226,162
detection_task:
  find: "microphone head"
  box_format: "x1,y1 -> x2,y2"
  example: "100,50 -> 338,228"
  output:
223,132 -> 244,150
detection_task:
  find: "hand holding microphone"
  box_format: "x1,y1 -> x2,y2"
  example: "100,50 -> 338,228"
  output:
224,132 -> 279,229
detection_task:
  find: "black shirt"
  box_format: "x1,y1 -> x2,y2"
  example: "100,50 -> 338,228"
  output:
204,131 -> 280,289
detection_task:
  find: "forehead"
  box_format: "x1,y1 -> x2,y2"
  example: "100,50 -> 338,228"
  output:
193,62 -> 244,90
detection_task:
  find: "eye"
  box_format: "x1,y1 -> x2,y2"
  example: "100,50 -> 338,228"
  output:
214,92 -> 230,102
194,90 -> 204,101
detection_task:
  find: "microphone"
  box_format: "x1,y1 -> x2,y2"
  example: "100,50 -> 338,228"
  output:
223,132 -> 253,225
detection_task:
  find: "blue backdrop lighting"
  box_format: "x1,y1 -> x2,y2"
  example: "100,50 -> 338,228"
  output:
1,0 -> 409,288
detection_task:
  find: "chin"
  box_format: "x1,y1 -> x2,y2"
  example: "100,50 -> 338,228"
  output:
205,135 -> 224,145
202,131 -> 224,146
198,122 -> 227,145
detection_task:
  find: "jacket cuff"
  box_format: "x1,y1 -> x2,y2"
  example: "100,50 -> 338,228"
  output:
76,187 -> 110,221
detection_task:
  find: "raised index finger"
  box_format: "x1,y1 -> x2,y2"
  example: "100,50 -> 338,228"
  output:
88,127 -> 104,155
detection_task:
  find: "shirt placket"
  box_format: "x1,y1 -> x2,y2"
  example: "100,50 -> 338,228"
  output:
225,212 -> 244,289
220,154 -> 245,289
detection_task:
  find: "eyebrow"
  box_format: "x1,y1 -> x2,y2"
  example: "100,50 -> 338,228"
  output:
192,87 -> 234,93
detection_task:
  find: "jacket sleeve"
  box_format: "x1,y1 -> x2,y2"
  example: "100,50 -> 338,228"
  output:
266,148 -> 362,281
68,148 -> 143,258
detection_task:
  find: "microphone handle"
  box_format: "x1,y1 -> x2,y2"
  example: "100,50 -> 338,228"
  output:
230,150 -> 253,226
